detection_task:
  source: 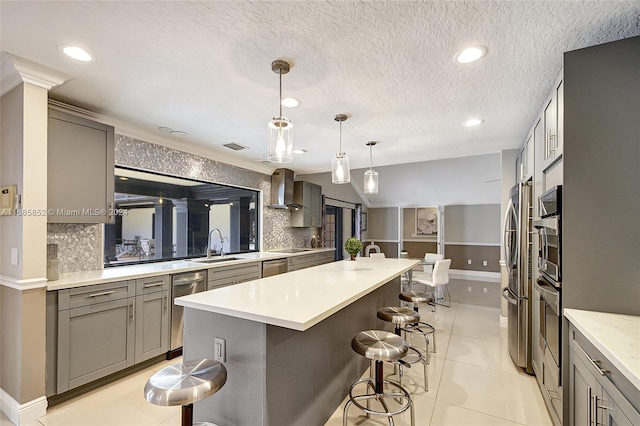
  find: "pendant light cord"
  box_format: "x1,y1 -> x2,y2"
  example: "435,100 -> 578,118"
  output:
278,69 -> 283,118
339,119 -> 342,154
369,144 -> 373,171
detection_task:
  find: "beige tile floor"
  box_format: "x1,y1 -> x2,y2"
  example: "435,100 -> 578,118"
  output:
2,279 -> 552,426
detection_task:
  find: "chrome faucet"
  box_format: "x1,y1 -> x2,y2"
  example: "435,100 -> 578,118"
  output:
207,228 -> 228,258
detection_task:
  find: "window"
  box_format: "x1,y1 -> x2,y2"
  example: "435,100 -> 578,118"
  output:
104,167 -> 259,266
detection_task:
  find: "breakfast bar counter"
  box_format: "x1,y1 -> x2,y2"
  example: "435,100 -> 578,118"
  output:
176,258 -> 418,425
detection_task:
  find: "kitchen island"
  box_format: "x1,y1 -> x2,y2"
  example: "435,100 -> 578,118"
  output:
176,257 -> 419,426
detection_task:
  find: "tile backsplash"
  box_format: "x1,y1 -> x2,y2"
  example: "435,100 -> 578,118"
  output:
48,134 -> 311,273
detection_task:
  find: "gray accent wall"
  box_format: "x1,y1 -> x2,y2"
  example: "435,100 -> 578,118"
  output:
444,204 -> 501,245
563,36 -> 640,316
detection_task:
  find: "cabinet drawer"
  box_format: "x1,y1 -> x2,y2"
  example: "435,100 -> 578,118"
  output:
58,280 -> 135,310
135,275 -> 170,295
208,263 -> 260,281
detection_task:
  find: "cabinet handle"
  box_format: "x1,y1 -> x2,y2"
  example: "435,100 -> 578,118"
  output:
107,202 -> 114,222
163,294 -> 168,311
586,354 -> 609,376
87,290 -> 115,298
144,282 -> 164,288
588,387 -> 593,426
130,299 -> 135,322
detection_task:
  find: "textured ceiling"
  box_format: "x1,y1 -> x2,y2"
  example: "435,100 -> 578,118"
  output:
2,1 -> 639,175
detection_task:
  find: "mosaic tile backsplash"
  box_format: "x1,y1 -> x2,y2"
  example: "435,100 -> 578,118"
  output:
48,134 -> 312,272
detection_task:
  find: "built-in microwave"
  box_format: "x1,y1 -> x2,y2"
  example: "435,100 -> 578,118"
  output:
539,185 -> 562,218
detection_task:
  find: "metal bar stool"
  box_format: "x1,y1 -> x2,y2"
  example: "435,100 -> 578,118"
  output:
399,291 -> 437,358
144,359 -> 227,426
376,307 -> 429,392
343,330 -> 415,426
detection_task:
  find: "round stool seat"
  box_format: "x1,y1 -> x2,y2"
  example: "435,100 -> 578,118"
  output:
376,306 -> 419,324
145,359 -> 227,407
351,330 -> 409,362
399,291 -> 434,304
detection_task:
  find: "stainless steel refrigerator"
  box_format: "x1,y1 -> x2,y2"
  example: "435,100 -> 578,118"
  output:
502,181 -> 533,374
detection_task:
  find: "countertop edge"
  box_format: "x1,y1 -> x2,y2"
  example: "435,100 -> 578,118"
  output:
46,248 -> 335,291
564,308 -> 640,392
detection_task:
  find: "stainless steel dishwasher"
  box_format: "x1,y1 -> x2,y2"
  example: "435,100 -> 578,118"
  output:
262,258 -> 288,277
169,270 -> 206,358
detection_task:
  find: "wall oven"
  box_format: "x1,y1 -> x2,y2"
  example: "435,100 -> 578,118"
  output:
533,185 -> 562,425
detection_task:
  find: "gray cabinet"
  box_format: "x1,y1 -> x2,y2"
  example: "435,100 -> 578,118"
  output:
541,76 -> 563,171
208,262 -> 261,290
48,107 -> 115,223
57,280 -> 136,393
291,181 -> 322,228
287,251 -> 334,271
568,325 -> 640,426
134,276 -> 170,363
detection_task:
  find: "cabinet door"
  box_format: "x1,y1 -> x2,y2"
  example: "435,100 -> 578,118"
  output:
310,183 -> 322,227
555,79 -> 564,159
48,108 -> 115,223
542,91 -> 558,170
569,347 -> 601,426
598,389 -> 635,426
135,290 -> 169,363
515,151 -> 523,182
57,297 -> 135,393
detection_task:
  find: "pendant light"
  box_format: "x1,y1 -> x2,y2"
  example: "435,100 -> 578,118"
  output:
268,60 -> 293,163
331,114 -> 351,184
364,141 -> 379,194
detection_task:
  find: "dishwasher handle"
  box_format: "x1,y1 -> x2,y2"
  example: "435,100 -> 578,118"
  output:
172,271 -> 206,285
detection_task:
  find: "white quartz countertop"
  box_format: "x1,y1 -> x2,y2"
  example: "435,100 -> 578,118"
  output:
564,308 -> 640,391
176,258 -> 419,331
46,248 -> 334,291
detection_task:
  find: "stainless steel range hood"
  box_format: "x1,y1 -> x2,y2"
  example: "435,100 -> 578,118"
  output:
270,168 -> 303,210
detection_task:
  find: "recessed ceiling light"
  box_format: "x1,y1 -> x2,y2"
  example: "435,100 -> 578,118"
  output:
281,97 -> 300,108
170,130 -> 189,137
455,46 -> 487,64
293,149 -> 307,154
463,118 -> 484,127
59,45 -> 94,62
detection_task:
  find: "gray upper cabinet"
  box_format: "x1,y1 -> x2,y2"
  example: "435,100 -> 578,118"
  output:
48,108 -> 115,223
541,76 -> 563,171
290,181 -> 322,228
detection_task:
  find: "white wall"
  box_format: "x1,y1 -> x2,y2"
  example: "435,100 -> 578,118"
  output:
121,208 -> 154,241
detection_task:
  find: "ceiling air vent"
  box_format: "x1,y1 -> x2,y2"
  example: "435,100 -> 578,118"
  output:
223,142 -> 248,151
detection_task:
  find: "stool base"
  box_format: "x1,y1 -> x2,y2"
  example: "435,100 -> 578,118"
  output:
343,377 -> 414,426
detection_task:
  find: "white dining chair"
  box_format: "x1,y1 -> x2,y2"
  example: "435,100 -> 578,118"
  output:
413,259 -> 452,307
365,242 -> 381,256
422,252 -> 443,274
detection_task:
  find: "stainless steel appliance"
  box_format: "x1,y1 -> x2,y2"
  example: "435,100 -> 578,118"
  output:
501,181 -> 534,374
533,185 -> 562,425
262,258 -> 288,277
169,271 -> 206,358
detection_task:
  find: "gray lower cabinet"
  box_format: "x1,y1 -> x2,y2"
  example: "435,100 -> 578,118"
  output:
57,280 -> 136,394
56,276 -> 170,394
288,251 -> 334,271
134,276 -> 170,363
208,262 -> 261,290
568,325 -> 640,426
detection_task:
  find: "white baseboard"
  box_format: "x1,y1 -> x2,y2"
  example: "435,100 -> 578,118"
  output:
500,315 -> 508,328
0,388 -> 47,425
449,269 -> 501,282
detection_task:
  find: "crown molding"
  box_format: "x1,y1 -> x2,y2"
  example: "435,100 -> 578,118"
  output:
1,52 -> 69,96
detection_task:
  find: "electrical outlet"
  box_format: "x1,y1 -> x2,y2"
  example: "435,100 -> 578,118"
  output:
483,287 -> 488,293
468,286 -> 472,292
214,337 -> 226,362
467,259 -> 472,265
482,260 -> 488,266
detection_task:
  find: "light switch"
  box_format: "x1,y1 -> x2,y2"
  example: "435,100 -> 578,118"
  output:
11,248 -> 18,266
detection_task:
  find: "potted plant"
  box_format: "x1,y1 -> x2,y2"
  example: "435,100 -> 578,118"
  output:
344,237 -> 363,270
400,248 -> 409,258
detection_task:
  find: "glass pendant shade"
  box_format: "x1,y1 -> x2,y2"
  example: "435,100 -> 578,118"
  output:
331,153 -> 351,184
268,116 -> 293,163
364,169 -> 378,194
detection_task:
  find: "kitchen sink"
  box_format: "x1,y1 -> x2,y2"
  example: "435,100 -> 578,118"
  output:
190,257 -> 240,264
271,248 -> 314,253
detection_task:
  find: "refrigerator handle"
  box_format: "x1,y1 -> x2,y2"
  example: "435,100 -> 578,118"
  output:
501,287 -> 519,305
502,200 -> 516,266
